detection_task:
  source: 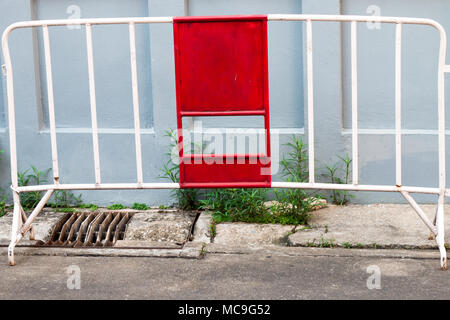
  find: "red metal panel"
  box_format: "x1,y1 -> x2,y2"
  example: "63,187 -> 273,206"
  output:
173,15 -> 271,188
180,155 -> 271,188
173,15 -> 268,113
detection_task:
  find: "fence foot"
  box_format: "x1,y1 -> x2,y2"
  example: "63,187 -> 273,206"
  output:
436,195 -> 447,271
7,244 -> 15,266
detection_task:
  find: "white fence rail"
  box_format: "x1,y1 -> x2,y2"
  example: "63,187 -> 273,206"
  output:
2,14 -> 449,269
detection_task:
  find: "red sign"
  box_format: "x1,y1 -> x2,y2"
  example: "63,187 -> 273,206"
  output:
173,15 -> 271,188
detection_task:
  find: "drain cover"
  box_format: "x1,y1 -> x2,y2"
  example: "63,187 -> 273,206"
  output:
41,211 -> 132,247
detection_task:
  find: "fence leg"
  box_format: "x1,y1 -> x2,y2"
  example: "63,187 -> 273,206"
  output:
20,206 -> 34,240
8,191 -> 21,266
436,194 -> 447,270
428,207 -> 438,240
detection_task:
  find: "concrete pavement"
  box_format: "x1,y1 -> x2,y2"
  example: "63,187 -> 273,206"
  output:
0,248 -> 449,300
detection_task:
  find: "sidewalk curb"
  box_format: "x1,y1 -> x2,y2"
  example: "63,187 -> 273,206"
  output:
0,213 -> 213,260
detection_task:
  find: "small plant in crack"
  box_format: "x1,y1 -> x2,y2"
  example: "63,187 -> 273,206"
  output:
322,154 -> 354,205
209,221 -> 216,242
341,242 -> 352,249
318,237 -> 336,248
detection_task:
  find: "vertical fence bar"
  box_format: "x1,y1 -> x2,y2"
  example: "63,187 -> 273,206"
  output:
395,23 -> 402,187
129,22 -> 144,185
306,19 -> 315,183
2,31 -> 18,190
42,25 -> 60,183
85,24 -> 101,184
437,27 -> 447,194
351,21 -> 359,185
436,22 -> 447,269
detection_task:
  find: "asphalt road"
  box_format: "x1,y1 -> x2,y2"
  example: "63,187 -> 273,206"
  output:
1,250 -> 449,300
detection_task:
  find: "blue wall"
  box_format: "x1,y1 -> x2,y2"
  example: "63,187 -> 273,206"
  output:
1,0 -> 450,205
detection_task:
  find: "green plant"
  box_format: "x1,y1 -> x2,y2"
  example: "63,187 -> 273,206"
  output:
306,237 -> 336,248
48,190 -> 82,208
158,204 -> 169,209
271,136 -> 318,225
199,136 -> 320,225
200,242 -> 207,255
18,166 -> 51,209
18,166 -> 81,210
209,221 -> 216,242
132,202 -> 149,210
107,204 -> 127,210
323,154 -> 354,205
0,196 -> 6,218
201,188 -> 272,224
342,242 -> 352,249
318,237 -> 336,248
159,129 -> 201,210
57,207 -> 75,213
78,203 -> 98,211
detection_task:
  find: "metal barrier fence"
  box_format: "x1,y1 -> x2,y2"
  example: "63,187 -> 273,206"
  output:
2,14 -> 448,269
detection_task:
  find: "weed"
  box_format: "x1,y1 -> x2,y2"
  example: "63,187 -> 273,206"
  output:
271,136 -> 318,225
131,202 -> 149,210
342,242 -> 352,249
48,190 -> 82,208
355,243 -> 364,249
306,237 -> 336,248
324,224 -> 329,233
209,221 -> 216,242
107,204 -> 127,210
78,203 -> 98,211
57,207 -> 75,213
18,166 -> 81,210
0,196 -> 6,218
318,237 -> 336,248
322,154 -> 354,205
18,166 -> 51,210
200,242 -> 207,255
201,188 -> 271,224
158,204 -> 169,209
159,129 -> 201,210
200,136 -> 319,225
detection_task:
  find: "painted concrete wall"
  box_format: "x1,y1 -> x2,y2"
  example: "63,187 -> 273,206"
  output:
0,0 -> 449,205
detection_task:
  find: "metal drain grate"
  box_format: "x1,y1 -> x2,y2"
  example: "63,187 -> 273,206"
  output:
42,212 -> 132,247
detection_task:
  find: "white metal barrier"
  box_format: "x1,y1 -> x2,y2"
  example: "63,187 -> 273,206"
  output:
2,14 -> 449,269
